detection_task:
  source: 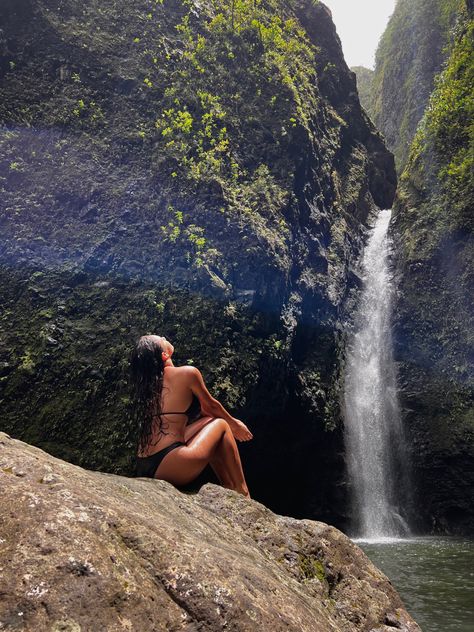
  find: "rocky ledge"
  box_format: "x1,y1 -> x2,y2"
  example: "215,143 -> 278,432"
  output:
0,432 -> 420,631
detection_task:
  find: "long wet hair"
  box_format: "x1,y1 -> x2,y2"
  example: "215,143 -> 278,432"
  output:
130,335 -> 169,454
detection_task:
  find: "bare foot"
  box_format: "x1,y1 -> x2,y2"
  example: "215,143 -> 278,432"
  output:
237,485 -> 250,499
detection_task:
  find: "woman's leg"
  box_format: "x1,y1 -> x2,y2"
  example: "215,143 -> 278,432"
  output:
183,415 -> 216,443
155,418 -> 250,497
184,416 -> 234,487
184,416 -> 244,489
208,427 -> 249,497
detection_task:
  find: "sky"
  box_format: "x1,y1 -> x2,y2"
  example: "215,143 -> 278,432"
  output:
321,0 -> 397,69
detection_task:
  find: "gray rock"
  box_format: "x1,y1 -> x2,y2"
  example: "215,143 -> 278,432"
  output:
0,432 -> 420,631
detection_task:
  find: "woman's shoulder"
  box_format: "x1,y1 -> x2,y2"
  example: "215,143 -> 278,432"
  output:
170,365 -> 201,379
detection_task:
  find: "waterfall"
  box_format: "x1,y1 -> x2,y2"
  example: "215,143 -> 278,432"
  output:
343,210 -> 411,539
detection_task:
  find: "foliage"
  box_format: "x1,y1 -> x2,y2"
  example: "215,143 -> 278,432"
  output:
370,0 -> 464,171
141,0 -> 319,207
351,66 -> 374,119
400,15 -> 473,258
424,19 -> 474,197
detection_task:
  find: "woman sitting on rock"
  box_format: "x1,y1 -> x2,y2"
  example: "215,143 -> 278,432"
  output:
131,334 -> 252,497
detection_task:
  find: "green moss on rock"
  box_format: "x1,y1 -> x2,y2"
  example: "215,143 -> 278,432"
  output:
368,0 -> 464,171
391,12 -> 474,534
0,0 -> 395,525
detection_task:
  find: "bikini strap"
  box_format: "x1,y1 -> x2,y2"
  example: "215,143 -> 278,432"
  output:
159,411 -> 186,416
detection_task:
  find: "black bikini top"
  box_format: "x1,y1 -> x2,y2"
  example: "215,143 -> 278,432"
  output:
159,394 -> 201,424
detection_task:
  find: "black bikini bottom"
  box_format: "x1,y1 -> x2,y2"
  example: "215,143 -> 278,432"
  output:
136,441 -> 186,478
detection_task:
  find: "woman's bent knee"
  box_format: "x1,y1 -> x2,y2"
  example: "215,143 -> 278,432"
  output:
212,418 -> 230,433
183,418 -> 230,460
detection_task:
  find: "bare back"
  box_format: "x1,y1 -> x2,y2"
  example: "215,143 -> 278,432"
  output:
137,366 -> 197,457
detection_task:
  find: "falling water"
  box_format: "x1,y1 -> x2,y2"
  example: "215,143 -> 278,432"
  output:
343,210 -> 411,538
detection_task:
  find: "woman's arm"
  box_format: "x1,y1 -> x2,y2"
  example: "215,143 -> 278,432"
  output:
185,366 -> 253,441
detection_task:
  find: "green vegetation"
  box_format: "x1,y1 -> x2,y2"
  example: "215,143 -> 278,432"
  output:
137,0 -> 320,214
0,0 -> 395,524
369,0 -> 464,171
298,553 -> 327,583
392,11 -> 474,531
399,16 -> 473,259
351,66 -> 374,118
424,20 -> 474,199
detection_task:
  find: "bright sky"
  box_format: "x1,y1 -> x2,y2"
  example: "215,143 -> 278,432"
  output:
322,0 -> 396,69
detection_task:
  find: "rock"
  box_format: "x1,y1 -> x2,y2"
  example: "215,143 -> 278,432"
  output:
0,0 -> 397,527
390,12 -> 474,534
0,432 -> 420,631
365,0 -> 462,171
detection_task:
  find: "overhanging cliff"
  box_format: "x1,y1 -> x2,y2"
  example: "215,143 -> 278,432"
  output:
0,0 -> 396,526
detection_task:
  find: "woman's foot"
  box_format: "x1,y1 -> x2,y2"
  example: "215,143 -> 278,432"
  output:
235,484 -> 250,499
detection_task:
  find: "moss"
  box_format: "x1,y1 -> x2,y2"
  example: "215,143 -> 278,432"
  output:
391,13 -> 474,533
369,0 -> 465,171
0,0 -> 395,524
0,267 -> 274,473
19,350 -> 36,373
298,553 -> 326,583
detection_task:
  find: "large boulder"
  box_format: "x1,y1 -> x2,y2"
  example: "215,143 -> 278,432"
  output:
0,432 -> 420,631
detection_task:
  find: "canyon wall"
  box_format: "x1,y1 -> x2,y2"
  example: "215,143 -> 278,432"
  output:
391,6 -> 473,533
0,0 -> 395,526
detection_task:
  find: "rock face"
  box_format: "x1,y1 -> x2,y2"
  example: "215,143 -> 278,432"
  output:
0,0 -> 396,527
0,432 -> 420,631
368,0 -> 463,171
391,11 -> 474,534
350,66 -> 374,119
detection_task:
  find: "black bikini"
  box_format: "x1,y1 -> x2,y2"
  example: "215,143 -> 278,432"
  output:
136,395 -> 202,478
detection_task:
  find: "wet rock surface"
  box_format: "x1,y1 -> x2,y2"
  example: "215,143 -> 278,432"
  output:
390,10 -> 474,535
0,432 -> 420,632
0,0 -> 396,526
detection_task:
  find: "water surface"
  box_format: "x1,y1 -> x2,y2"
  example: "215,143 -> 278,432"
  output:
358,537 -> 474,632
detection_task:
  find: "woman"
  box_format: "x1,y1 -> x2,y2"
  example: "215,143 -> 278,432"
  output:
131,334 -> 252,497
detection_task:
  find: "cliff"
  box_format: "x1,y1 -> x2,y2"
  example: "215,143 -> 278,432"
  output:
0,0 -> 396,527
391,10 -> 474,533
0,432 -> 420,631
350,66 -> 374,119
368,0 -> 463,171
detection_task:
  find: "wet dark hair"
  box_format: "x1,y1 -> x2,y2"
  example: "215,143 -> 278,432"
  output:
130,335 -> 169,453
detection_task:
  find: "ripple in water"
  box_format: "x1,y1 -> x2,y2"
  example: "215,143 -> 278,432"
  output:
358,537 -> 474,632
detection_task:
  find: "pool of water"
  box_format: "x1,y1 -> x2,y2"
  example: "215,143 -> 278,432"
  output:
357,537 -> 474,632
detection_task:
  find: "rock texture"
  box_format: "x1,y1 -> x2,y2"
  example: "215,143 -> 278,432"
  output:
0,432 -> 420,632
0,0 -> 396,527
391,9 -> 474,534
350,66 -> 374,119
367,0 -> 463,171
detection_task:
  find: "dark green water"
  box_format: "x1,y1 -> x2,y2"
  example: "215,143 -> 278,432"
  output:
358,537 -> 474,632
